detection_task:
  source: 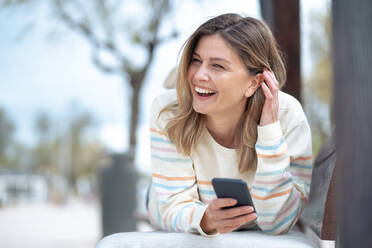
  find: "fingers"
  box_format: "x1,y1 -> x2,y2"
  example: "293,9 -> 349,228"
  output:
261,69 -> 280,103
219,206 -> 255,219
201,199 -> 238,233
259,69 -> 279,126
261,81 -> 273,100
216,212 -> 258,233
204,201 -> 258,234
262,69 -> 279,95
209,198 -> 237,210
264,68 -> 279,87
218,225 -> 241,234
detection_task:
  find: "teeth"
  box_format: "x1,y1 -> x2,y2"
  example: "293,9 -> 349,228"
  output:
195,86 -> 216,94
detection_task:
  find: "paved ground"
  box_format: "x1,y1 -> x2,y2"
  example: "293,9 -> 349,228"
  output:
0,201 -> 334,248
0,200 -> 101,248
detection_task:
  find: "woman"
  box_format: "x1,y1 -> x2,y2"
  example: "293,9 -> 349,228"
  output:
148,13 -> 312,236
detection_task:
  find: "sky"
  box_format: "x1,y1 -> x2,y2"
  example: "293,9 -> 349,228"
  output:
0,0 -> 329,173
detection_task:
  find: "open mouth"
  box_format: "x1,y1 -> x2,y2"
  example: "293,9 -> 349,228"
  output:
194,86 -> 217,97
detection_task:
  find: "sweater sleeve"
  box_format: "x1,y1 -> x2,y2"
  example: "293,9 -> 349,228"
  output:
252,119 -> 312,235
148,96 -> 215,237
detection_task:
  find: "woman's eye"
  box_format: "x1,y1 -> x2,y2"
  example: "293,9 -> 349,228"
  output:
213,64 -> 225,70
191,58 -> 201,63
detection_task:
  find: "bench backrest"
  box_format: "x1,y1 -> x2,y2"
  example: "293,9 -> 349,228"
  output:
300,136 -> 336,240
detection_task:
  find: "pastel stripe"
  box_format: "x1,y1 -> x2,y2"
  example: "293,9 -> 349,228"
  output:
153,173 -> 195,181
153,182 -> 190,190
156,191 -> 173,196
255,169 -> 286,176
158,200 -> 169,205
298,181 -> 311,188
150,128 -> 165,136
291,163 -> 312,169
292,172 -> 312,179
290,156 -> 312,162
151,145 -> 177,153
199,189 -> 215,195
252,178 -> 293,193
157,208 -> 163,229
254,177 -> 288,185
151,137 -> 172,144
257,148 -> 287,159
163,211 -> 172,227
259,193 -> 300,225
189,207 -> 196,224
262,207 -> 300,233
258,212 -> 277,217
166,212 -> 175,229
252,188 -> 292,201
151,154 -> 191,163
197,180 -> 212,185
301,192 -> 307,204
173,203 -> 193,231
255,139 -> 285,150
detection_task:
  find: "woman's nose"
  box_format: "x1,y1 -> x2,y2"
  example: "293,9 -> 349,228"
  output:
194,66 -> 209,82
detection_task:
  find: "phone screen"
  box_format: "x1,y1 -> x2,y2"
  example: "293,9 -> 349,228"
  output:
212,178 -> 255,211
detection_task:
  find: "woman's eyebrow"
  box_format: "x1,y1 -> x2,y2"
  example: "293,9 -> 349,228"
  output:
210,57 -> 231,65
193,52 -> 231,64
192,52 -> 201,58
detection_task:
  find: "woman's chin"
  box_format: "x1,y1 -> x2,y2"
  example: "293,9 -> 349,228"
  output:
192,103 -> 209,115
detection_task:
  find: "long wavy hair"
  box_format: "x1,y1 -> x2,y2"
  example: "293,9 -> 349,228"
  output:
161,13 -> 286,173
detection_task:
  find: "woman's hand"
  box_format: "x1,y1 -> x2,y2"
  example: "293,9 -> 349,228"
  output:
260,69 -> 279,126
200,198 -> 257,234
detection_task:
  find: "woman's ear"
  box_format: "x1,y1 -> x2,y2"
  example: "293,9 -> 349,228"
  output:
245,74 -> 264,98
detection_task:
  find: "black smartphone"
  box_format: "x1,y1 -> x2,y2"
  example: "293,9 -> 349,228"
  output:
212,178 -> 255,211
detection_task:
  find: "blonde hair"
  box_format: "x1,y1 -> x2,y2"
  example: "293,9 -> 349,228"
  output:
161,14 -> 286,173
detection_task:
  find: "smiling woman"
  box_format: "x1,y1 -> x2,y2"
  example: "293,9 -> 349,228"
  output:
142,13 -> 313,237
188,35 -> 256,118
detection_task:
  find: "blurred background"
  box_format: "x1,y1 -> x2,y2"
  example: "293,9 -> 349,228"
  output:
0,0 -> 331,247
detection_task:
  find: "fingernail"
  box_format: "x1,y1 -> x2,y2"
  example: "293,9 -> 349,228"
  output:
244,207 -> 252,212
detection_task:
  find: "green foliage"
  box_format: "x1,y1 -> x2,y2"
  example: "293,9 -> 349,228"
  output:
303,3 -> 332,157
31,112 -> 57,173
305,5 -> 332,105
0,0 -> 178,158
0,107 -> 15,166
27,108 -> 104,197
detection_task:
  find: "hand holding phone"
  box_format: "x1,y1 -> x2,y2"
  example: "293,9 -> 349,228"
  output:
212,178 -> 255,211
200,178 -> 257,234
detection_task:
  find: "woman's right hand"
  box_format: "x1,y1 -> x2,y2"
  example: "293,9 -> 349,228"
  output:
200,198 -> 257,234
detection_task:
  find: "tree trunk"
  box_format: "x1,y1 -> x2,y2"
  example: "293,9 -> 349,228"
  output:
333,0 -> 372,247
128,80 -> 142,161
260,0 -> 301,102
259,0 -> 274,31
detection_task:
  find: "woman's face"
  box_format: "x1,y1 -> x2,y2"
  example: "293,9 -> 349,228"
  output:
187,34 -> 257,119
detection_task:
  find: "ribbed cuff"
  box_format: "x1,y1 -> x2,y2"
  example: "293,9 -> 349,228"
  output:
257,121 -> 283,142
193,204 -> 219,237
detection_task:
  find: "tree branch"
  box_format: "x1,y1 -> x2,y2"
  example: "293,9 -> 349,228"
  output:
53,0 -> 140,77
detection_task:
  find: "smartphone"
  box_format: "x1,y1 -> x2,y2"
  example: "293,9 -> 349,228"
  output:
212,178 -> 255,211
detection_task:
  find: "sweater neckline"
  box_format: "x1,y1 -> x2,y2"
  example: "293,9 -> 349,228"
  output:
204,128 -> 237,154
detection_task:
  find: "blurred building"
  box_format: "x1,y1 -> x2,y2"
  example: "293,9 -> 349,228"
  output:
0,172 -> 47,206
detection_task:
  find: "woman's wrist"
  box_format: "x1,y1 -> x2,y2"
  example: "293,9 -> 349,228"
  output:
259,116 -> 278,126
200,212 -> 216,234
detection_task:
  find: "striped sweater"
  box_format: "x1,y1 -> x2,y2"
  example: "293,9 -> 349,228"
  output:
148,89 -> 312,236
